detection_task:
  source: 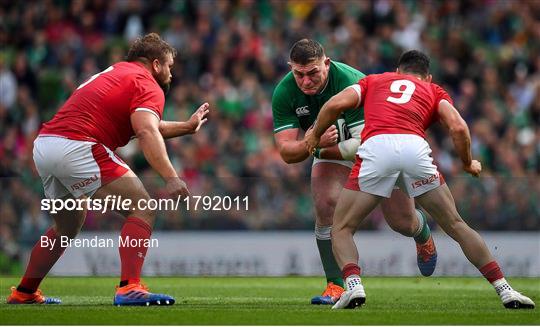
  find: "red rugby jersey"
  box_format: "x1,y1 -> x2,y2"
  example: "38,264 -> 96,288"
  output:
40,61 -> 164,150
357,72 -> 453,142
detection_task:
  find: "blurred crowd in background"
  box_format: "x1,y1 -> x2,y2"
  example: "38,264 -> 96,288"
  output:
0,0 -> 539,272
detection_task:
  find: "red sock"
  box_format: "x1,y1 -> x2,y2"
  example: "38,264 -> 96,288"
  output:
479,261 -> 504,283
19,227 -> 66,293
119,217 -> 152,285
342,263 -> 361,280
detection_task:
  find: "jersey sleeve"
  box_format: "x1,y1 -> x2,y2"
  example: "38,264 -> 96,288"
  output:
432,83 -> 453,106
430,83 -> 454,123
357,76 -> 369,108
272,83 -> 299,133
338,68 -> 366,129
343,89 -> 364,129
130,76 -> 165,120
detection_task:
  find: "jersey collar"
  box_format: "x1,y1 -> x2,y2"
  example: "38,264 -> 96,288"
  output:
317,74 -> 330,95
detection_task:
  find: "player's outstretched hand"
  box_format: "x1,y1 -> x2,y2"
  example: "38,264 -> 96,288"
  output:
189,102 -> 210,133
166,177 -> 190,198
463,160 -> 482,177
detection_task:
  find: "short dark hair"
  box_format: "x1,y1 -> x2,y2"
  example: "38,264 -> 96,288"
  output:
289,39 -> 325,65
397,50 -> 430,77
126,33 -> 177,64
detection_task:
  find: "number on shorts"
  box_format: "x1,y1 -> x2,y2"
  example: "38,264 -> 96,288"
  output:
386,79 -> 416,104
76,66 -> 114,90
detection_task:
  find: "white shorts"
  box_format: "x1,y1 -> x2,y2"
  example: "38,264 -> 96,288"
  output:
345,134 -> 444,198
312,157 -> 354,169
33,136 -> 130,199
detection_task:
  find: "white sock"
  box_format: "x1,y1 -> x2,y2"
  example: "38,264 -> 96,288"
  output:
314,225 -> 332,240
345,275 -> 362,291
492,278 -> 513,296
412,209 -> 424,238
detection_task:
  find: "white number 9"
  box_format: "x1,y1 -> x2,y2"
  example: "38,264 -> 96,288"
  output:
386,79 -> 416,104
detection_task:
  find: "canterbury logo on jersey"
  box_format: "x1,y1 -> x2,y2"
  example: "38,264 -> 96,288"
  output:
71,174 -> 99,191
295,106 -> 310,116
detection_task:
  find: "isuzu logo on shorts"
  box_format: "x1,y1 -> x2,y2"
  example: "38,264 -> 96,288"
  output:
411,172 -> 440,189
295,106 -> 310,116
71,174 -> 98,191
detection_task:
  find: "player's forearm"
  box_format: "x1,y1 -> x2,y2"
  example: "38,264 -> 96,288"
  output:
450,125 -> 473,167
313,99 -> 345,139
317,145 -> 343,160
159,120 -> 197,139
137,129 -> 178,179
278,140 -> 310,163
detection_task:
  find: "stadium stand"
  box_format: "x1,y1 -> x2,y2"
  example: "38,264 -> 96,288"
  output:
0,0 -> 538,273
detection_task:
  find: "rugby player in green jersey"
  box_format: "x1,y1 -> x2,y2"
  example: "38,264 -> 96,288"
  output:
272,39 -> 437,305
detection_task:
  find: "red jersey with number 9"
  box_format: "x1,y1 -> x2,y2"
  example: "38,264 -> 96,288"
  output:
40,61 -> 164,150
357,72 -> 453,142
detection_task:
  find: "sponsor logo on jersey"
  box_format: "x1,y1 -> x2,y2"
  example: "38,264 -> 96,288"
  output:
71,174 -> 99,191
411,172 -> 440,189
295,106 -> 310,116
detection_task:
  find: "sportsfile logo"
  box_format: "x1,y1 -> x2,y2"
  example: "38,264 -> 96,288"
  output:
70,174 -> 98,191
295,106 -> 310,116
411,172 -> 440,189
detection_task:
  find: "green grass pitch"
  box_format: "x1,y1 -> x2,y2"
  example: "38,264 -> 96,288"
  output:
0,276 -> 538,325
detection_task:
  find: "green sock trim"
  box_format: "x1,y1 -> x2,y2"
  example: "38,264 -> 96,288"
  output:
316,238 -> 344,288
327,277 -> 344,287
414,209 -> 431,244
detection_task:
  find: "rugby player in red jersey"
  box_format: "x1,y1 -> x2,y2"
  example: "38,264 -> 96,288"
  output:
306,50 -> 535,310
274,40 -> 437,305
7,33 -> 210,306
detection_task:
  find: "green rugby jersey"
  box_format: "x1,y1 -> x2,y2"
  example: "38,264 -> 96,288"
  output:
272,61 -> 365,141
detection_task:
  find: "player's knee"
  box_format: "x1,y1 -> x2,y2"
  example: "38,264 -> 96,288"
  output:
124,192 -> 156,226
130,207 -> 156,226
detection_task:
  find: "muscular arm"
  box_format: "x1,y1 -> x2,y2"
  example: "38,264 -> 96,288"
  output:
312,87 -> 360,139
437,100 -> 472,167
275,127 -> 344,163
274,129 -> 310,164
159,102 -> 210,139
131,111 -> 178,179
317,146 -> 343,160
159,120 -> 197,139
